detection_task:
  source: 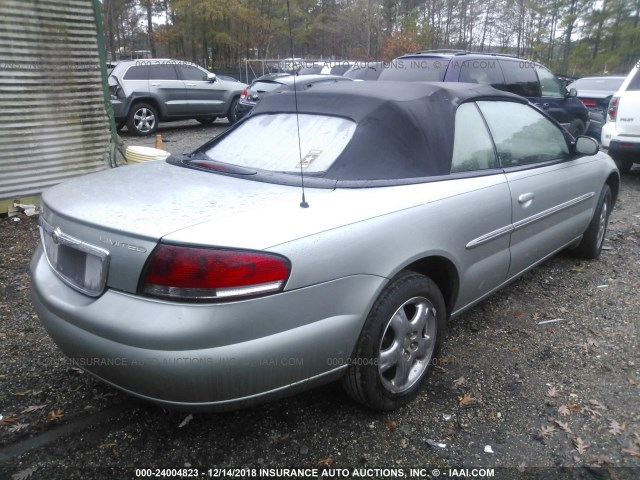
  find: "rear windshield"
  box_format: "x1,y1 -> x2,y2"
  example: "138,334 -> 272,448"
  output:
572,77 -> 624,91
379,58 -> 449,82
250,81 -> 284,93
297,66 -> 324,75
205,114 -> 356,173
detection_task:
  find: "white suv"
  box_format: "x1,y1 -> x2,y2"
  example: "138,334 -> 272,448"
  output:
601,61 -> 640,173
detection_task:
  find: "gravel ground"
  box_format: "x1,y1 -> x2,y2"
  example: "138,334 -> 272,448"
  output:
0,128 -> 639,480
118,119 -> 231,156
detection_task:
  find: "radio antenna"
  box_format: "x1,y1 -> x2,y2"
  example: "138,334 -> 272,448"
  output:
286,0 -> 309,208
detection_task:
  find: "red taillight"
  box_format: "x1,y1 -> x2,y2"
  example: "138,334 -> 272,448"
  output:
580,99 -> 597,107
608,97 -> 619,122
141,244 -> 290,301
240,88 -> 248,99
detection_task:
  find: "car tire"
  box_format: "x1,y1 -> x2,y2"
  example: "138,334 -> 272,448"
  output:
226,97 -> 240,125
571,185 -> 611,259
568,118 -> 585,138
196,117 -> 216,125
342,271 -> 446,410
127,102 -> 158,136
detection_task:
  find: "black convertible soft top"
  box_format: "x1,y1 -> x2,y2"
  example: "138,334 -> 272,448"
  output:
247,81 -> 526,181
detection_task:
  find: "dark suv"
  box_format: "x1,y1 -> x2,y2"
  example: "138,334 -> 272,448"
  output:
108,59 -> 246,136
379,51 -> 589,137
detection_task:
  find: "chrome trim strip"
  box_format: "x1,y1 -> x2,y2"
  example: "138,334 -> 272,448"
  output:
455,234 -> 584,316
466,224 -> 514,249
511,192 -> 594,231
466,192 -> 595,249
38,217 -> 110,297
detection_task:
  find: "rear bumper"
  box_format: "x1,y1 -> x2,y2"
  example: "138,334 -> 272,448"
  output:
30,246 -> 383,410
236,101 -> 254,120
608,139 -> 640,155
110,98 -> 127,123
601,122 -> 640,151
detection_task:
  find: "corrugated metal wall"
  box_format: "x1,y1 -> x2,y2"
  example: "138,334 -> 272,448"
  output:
0,0 -> 111,204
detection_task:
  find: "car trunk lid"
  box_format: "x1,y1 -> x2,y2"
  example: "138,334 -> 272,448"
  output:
40,160 -> 329,294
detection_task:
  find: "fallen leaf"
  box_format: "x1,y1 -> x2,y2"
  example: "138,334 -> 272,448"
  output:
279,433 -> 290,441
458,393 -> 477,407
573,437 -> 588,455
0,414 -> 17,426
588,328 -> 602,337
558,405 -> 571,416
517,462 -> 526,472
567,403 -> 581,413
539,425 -> 556,438
582,406 -> 602,417
439,355 -> 456,366
589,399 -> 606,410
551,419 -> 572,433
21,405 -> 47,414
545,387 -> 561,398
178,414 -> 193,429
571,264 -> 585,273
47,409 -> 64,421
11,467 -> 37,480
453,376 -> 466,387
8,423 -> 29,433
399,438 -> 408,447
434,366 -> 448,373
621,447 -> 640,457
13,390 -> 32,396
514,311 -> 525,318
589,454 -> 611,465
608,420 -> 626,436
627,377 -> 637,386
385,419 -> 397,431
586,338 -> 599,347
317,457 -> 335,466
558,307 -> 569,314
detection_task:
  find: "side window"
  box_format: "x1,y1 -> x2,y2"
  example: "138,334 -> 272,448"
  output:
177,64 -> 208,82
148,64 -> 179,80
535,66 -> 565,97
458,59 -> 506,90
477,101 -> 569,167
499,61 -> 541,97
451,103 -> 498,173
123,65 -> 149,80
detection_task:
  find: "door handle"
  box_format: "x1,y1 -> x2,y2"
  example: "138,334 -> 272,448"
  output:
186,83 -> 197,86
518,192 -> 535,204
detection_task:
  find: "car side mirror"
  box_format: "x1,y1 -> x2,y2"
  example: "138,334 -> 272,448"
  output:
575,136 -> 599,156
207,73 -> 217,83
566,87 -> 577,98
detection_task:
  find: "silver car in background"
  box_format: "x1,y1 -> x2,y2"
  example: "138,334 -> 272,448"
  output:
108,59 -> 246,135
31,82 -> 619,411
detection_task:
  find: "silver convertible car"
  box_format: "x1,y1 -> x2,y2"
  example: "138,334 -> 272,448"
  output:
31,82 -> 619,411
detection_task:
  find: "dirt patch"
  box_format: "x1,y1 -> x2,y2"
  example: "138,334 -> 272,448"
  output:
1,171 -> 639,480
